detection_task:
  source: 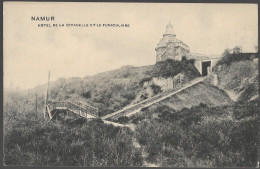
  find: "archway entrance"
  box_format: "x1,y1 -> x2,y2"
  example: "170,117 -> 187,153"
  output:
181,56 -> 187,61
202,61 -> 211,76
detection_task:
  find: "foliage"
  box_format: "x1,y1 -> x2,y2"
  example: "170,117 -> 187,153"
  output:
215,50 -> 258,67
4,91 -> 143,166
140,93 -> 148,100
152,59 -> 200,79
150,84 -> 162,95
134,101 -> 259,167
117,116 -> 130,124
27,60 -> 200,117
81,91 -> 92,99
130,115 -> 145,125
212,56 -> 258,102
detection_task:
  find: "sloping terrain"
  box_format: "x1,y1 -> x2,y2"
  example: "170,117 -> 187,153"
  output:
132,100 -> 258,167
4,54 -> 258,167
103,77 -> 205,120
151,82 -> 233,111
119,53 -> 259,168
44,60 -> 200,116
206,53 -> 258,102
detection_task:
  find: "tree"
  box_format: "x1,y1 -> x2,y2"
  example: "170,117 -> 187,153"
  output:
233,46 -> 242,54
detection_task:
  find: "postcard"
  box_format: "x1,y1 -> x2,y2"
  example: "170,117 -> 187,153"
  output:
3,2 -> 259,167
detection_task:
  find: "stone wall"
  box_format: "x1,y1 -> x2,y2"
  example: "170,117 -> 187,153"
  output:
156,47 -> 165,62
143,73 -> 187,92
211,58 -> 220,67
157,45 -> 190,62
194,60 -> 202,75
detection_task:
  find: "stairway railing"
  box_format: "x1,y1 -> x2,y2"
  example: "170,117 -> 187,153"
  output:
102,77 -> 205,120
47,100 -> 99,120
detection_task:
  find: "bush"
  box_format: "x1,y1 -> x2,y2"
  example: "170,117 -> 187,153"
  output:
150,84 -> 162,95
140,93 -> 148,100
4,91 -> 143,166
216,51 -> 257,67
117,116 -> 130,124
130,115 -> 145,125
81,91 -> 91,99
134,101 -> 258,167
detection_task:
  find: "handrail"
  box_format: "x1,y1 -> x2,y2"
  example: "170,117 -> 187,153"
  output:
46,105 -> 52,120
47,100 -> 99,118
102,77 -> 205,120
66,100 -> 98,111
77,102 -> 98,111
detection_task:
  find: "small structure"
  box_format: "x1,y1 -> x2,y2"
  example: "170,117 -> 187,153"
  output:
189,53 -> 220,76
43,71 -> 99,121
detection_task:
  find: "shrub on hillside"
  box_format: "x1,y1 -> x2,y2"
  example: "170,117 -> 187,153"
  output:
130,115 -> 145,125
140,93 -> 148,100
81,91 -> 92,99
134,102 -> 258,167
117,116 -> 130,124
150,84 -> 162,95
215,50 -> 257,67
4,92 -> 143,166
4,116 -> 143,166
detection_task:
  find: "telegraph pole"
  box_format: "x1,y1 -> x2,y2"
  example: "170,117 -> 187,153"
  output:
35,91 -> 38,113
44,70 -> 50,119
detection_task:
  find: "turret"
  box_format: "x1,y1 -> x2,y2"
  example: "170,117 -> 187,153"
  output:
163,22 -> 176,37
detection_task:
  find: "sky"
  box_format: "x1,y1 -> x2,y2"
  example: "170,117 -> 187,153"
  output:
4,2 -> 258,89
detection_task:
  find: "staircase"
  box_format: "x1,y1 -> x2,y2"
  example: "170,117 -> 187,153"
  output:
46,100 -> 99,120
102,77 -> 205,120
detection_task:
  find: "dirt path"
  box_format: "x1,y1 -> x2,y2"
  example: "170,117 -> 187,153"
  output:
102,120 -> 136,132
132,138 -> 159,167
102,120 -> 159,167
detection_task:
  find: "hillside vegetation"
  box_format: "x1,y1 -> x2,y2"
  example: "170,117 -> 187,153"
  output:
114,52 -> 259,167
132,101 -> 258,167
46,59 -> 200,116
206,52 -> 258,102
146,82 -> 233,112
4,91 -> 142,166
4,53 -> 258,167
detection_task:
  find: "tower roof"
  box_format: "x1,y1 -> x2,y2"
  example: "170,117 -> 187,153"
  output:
164,22 -> 174,35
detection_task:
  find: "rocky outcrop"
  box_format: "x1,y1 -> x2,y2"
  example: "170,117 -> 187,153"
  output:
205,58 -> 258,102
132,73 -> 190,104
143,73 -> 187,92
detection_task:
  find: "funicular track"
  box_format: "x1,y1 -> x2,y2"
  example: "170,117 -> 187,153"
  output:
102,77 -> 205,120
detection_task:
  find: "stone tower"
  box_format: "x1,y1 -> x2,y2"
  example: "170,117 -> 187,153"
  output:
155,22 -> 190,62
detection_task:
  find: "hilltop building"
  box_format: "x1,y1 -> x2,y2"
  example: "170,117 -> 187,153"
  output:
155,23 -> 221,76
155,22 -> 190,62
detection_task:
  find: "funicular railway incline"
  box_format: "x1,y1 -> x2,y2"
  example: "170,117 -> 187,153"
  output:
102,77 -> 205,120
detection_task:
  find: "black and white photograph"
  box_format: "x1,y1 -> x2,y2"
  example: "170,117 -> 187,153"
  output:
3,2 -> 259,167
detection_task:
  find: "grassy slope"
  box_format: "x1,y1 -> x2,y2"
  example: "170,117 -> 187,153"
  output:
3,60 -> 201,166
4,91 -> 143,166
4,54 -> 258,167
148,82 -> 233,112
46,60 -> 200,116
124,53 -> 259,167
